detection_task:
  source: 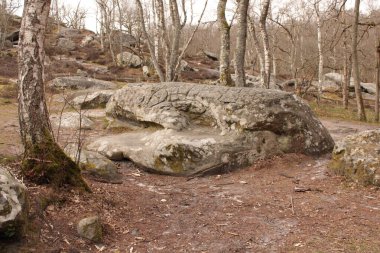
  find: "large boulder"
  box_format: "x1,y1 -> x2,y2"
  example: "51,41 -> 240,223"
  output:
71,90 -> 115,109
116,52 -> 142,67
311,80 -> 340,93
0,167 -> 28,238
202,50 -> 219,61
111,31 -> 137,47
324,72 -> 376,94
5,30 -> 19,44
87,83 -> 334,176
49,76 -> 117,90
330,129 -> 380,186
57,38 -> 76,51
324,72 -> 344,84
360,82 -> 376,95
59,28 -> 83,39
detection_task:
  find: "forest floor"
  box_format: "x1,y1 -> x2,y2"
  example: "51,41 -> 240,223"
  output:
0,93 -> 380,253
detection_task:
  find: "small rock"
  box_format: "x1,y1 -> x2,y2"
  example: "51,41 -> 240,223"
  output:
50,112 -> 94,130
76,69 -> 88,77
142,66 -> 150,78
77,216 -> 102,242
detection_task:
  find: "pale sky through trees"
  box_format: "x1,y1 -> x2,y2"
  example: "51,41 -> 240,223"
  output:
15,0 -> 376,32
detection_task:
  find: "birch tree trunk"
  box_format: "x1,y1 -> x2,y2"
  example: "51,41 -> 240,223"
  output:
351,0 -> 366,121
166,0 -> 181,81
343,52 -> 351,109
217,0 -> 233,86
135,0 -> 165,81
259,0 -> 271,89
18,0 -> 88,189
248,16 -> 264,85
115,0 -> 124,66
315,1 -> 324,98
155,0 -> 170,80
342,3 -> 350,109
375,41 -> 380,122
234,0 -> 249,87
0,0 -> 8,49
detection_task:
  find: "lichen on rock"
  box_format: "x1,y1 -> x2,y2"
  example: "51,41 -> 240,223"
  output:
329,129 -> 380,186
0,166 -> 28,238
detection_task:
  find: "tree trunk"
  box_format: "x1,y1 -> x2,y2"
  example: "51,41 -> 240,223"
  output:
166,0 -> 181,81
343,53 -> 351,110
259,0 -> 271,89
315,1 -> 323,98
155,0 -> 170,80
135,0 -> 165,82
115,0 -> 124,66
248,16 -> 264,85
18,0 -> 88,189
351,0 -> 366,121
0,0 -> 8,49
342,2 -> 350,109
217,0 -> 233,86
234,0 -> 249,87
376,41 -> 380,122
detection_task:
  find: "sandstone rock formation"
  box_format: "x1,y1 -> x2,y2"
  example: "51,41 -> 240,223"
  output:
0,167 -> 28,238
49,76 -> 117,90
330,129 -> 380,186
71,90 -> 114,109
88,83 -> 334,176
65,145 -> 122,184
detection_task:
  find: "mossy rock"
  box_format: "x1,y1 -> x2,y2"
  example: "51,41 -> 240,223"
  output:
77,216 -> 102,242
329,129 -> 380,186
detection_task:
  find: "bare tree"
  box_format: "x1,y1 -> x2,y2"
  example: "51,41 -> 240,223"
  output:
376,40 -> 380,122
314,0 -> 324,98
0,0 -> 21,48
248,15 -> 264,85
234,0 -> 249,87
136,0 -> 207,82
341,1 -> 351,109
351,0 -> 366,121
18,0 -> 88,189
259,0 -> 271,88
218,0 -> 233,86
60,1 -> 87,29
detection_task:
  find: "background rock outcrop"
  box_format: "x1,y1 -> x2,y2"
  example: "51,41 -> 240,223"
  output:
49,76 -> 117,90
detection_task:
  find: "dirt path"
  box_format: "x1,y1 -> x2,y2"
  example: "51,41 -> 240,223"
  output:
1,110 -> 380,252
320,118 -> 379,141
